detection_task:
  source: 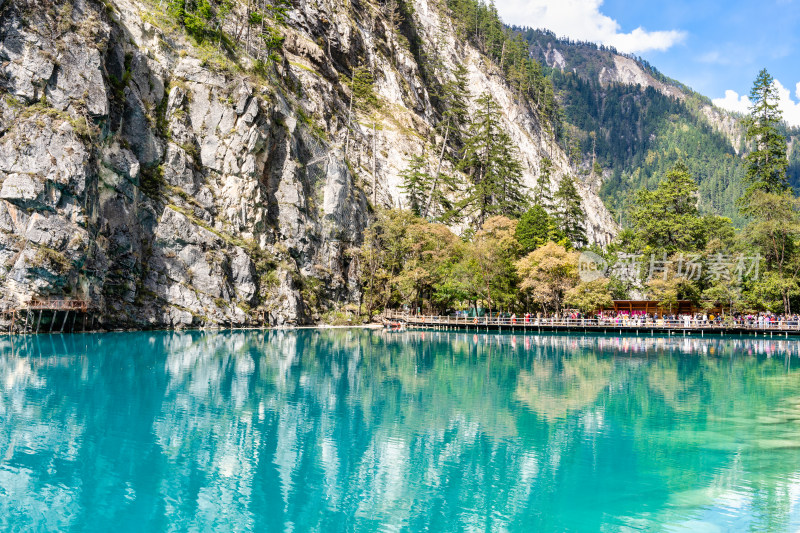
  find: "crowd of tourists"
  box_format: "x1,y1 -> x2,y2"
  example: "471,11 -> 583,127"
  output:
449,310 -> 800,328
542,311 -> 800,328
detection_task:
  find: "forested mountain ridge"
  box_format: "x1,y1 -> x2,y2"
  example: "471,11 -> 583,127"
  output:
516,27 -> 800,225
0,0 -> 616,328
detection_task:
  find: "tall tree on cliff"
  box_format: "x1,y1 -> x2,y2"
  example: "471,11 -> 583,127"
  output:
460,92 -> 527,227
422,63 -> 472,220
737,70 -> 797,314
554,175 -> 586,248
438,63 -> 471,148
532,157 -> 554,210
399,154 -> 432,216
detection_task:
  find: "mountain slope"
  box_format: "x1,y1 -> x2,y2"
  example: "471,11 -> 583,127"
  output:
0,0 -> 615,328
517,27 -> 800,225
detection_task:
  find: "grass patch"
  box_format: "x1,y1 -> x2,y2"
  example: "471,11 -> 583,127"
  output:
321,309 -> 366,325
177,141 -> 201,163
34,246 -> 71,273
13,102 -> 98,140
108,52 -> 133,101
140,165 -> 166,199
289,61 -> 319,75
154,80 -> 171,139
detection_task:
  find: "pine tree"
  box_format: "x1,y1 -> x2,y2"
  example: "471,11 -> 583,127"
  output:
424,63 -> 472,220
439,63 -> 471,147
169,0 -> 215,42
743,69 -> 789,197
554,175 -> 586,247
532,157 -> 553,209
516,205 -> 562,253
399,154 -> 431,216
350,66 -> 379,110
460,92 -> 527,227
427,170 -> 461,222
629,162 -> 706,254
383,0 -> 404,64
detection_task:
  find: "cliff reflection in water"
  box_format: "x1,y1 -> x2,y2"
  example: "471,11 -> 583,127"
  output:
2,330 -> 800,531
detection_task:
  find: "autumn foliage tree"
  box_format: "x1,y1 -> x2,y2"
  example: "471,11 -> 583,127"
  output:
516,242 -> 579,315
464,216 -> 521,313
565,279 -> 613,314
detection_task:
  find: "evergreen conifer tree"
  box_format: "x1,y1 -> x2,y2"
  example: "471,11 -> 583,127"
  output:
743,69 -> 789,197
423,63 -> 471,220
440,64 -> 471,145
460,92 -> 527,227
399,154 -> 431,216
516,205 -> 563,253
554,175 -> 586,247
533,157 -> 554,209
628,162 -> 706,254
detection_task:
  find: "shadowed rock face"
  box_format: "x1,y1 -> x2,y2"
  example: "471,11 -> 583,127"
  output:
0,0 -> 371,328
0,0 -> 614,328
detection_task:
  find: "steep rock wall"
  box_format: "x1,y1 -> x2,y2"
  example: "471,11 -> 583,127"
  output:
0,0 -> 368,327
0,0 -> 616,328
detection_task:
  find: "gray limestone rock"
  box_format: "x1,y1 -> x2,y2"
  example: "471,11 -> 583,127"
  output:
0,0 -> 618,331
122,86 -> 163,165
0,16 -> 55,103
0,174 -> 48,209
46,34 -> 108,117
162,144 -> 196,193
0,117 -> 88,210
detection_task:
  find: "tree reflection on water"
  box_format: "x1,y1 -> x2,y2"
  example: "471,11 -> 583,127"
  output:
1,330 -> 800,531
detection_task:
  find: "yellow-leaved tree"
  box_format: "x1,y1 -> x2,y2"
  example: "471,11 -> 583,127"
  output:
565,278 -> 613,314
516,242 -> 579,315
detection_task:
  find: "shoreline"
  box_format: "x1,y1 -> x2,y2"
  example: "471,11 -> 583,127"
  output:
1,322 -> 385,336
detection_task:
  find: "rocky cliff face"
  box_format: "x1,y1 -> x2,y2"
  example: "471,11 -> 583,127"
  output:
0,0 -> 615,328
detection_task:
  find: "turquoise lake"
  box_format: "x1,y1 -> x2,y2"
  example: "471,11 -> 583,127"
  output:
2,329 -> 800,531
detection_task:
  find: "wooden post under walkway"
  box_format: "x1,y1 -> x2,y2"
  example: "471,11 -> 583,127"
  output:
3,298 -> 92,335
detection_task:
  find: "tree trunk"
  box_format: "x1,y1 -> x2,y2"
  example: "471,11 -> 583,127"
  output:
372,121 -> 377,205
344,71 -> 354,159
245,0 -> 252,55
423,120 -> 450,219
258,0 -> 265,61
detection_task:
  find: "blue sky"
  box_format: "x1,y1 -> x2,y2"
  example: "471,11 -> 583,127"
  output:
494,0 -> 800,125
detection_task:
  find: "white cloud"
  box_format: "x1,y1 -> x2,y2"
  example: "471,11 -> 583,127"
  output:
712,90 -> 751,115
604,27 -> 686,54
494,0 -> 686,54
712,79 -> 800,127
774,79 -> 800,128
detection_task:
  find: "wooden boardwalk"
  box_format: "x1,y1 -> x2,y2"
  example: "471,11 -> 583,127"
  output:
2,298 -> 93,334
383,311 -> 800,338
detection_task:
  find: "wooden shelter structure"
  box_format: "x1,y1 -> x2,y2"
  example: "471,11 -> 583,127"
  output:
605,300 -> 698,316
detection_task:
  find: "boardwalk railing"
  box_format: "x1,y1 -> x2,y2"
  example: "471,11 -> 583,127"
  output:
3,298 -> 92,334
383,310 -> 800,332
23,298 -> 89,312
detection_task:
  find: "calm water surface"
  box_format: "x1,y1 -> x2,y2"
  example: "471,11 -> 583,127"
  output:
2,329 -> 800,531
